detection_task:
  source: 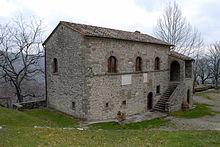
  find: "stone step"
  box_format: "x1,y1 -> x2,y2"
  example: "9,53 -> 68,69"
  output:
163,94 -> 172,97
156,102 -> 166,105
157,101 -> 167,104
154,107 -> 165,111
164,90 -> 175,93
165,89 -> 174,92
157,99 -> 167,103
158,98 -> 169,101
154,84 -> 178,112
154,107 -> 166,112
154,105 -> 165,108
157,101 -> 166,104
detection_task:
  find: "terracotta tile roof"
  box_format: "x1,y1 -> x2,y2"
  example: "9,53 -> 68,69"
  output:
60,21 -> 171,46
169,51 -> 194,61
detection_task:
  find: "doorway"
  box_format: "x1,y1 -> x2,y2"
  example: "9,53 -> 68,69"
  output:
187,89 -> 190,103
170,61 -> 180,81
147,92 -> 153,110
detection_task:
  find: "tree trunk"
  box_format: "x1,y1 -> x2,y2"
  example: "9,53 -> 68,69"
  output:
193,74 -> 197,93
16,88 -> 23,103
215,77 -> 218,89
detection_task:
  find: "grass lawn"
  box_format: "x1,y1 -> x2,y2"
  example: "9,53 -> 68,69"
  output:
194,90 -> 220,100
170,103 -> 216,118
1,107 -> 219,146
194,84 -> 213,88
0,127 -> 220,146
0,107 -> 79,128
89,117 -> 170,130
1,89 -> 220,146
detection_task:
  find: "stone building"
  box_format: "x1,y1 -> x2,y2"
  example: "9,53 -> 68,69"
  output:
43,21 -> 194,121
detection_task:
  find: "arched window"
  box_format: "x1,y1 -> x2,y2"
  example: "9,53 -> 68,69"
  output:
108,56 -> 117,73
53,58 -> 58,73
136,57 -> 142,72
154,57 -> 160,70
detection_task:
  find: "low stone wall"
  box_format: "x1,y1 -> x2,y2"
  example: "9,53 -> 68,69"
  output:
167,83 -> 186,112
13,100 -> 46,110
194,85 -> 214,92
0,97 -> 10,108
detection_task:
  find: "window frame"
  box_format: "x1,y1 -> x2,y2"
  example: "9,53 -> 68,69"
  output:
155,57 -> 160,70
156,85 -> 160,94
53,58 -> 58,73
108,56 -> 117,73
135,56 -> 142,72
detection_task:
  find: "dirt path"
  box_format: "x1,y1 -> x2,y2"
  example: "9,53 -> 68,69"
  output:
161,91 -> 220,130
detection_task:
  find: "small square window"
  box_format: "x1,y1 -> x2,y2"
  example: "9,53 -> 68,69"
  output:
72,102 -> 75,110
156,85 -> 160,94
122,100 -> 126,105
105,102 -> 109,108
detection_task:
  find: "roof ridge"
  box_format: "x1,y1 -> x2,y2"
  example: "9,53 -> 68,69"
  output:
60,21 -> 171,46
61,21 -> 146,35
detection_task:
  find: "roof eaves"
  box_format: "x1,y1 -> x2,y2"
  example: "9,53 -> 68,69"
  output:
43,22 -> 62,46
60,21 -> 87,35
169,52 -> 194,61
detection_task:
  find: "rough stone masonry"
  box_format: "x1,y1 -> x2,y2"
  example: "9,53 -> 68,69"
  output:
43,21 -> 194,121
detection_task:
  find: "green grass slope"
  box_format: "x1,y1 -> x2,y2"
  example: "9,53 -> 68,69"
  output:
1,128 -> 220,146
0,107 -> 79,128
89,117 -> 170,130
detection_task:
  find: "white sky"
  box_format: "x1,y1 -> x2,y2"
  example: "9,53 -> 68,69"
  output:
1,0 -> 220,45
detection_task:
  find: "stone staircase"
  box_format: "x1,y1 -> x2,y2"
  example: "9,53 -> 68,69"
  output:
154,83 -> 178,112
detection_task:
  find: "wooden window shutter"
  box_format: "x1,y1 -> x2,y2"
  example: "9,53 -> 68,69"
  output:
136,57 -> 142,71
108,57 -> 111,72
108,56 -> 117,73
155,57 -> 159,70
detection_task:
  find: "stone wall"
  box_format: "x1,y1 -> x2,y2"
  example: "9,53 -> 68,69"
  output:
45,24 -> 193,121
0,97 -> 10,108
84,37 -> 170,120
167,82 -> 186,112
45,24 -> 87,119
185,61 -> 193,78
13,100 -> 46,110
167,56 -> 194,112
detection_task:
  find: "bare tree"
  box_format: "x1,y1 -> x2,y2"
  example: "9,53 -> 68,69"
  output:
192,47 -> 205,92
154,1 -> 203,56
0,16 -> 45,102
208,42 -> 220,89
196,57 -> 212,84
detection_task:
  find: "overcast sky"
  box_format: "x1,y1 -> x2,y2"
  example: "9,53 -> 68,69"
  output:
1,0 -> 220,45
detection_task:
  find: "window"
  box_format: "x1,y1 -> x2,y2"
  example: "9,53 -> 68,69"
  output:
105,102 -> 109,108
72,102 -> 75,110
136,56 -> 142,72
187,89 -> 190,103
155,57 -> 160,70
53,58 -> 58,73
156,85 -> 160,94
185,61 -> 192,78
108,56 -> 117,73
122,100 -> 126,105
